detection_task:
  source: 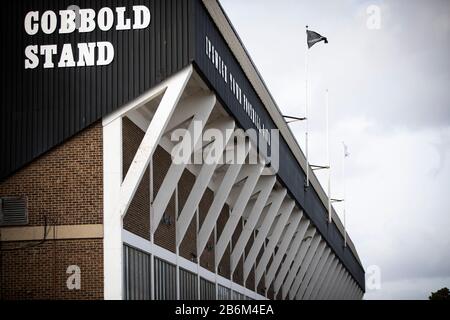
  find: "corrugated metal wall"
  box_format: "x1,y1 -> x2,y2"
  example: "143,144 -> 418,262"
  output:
123,245 -> 151,300
232,290 -> 246,300
0,0 -> 194,181
217,284 -> 231,300
154,257 -> 177,300
200,277 -> 215,300
179,268 -> 198,300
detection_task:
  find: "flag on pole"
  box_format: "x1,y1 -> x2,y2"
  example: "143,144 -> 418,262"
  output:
306,29 -> 328,49
342,142 -> 350,158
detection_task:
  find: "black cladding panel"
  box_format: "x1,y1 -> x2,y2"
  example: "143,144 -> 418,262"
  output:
0,0 -> 193,180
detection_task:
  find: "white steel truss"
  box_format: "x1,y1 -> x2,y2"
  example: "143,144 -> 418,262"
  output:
294,241 -> 328,299
288,236 -> 325,300
308,253 -> 336,300
264,211 -> 303,292
102,66 -> 363,300
230,176 -> 276,275
276,226 -> 315,298
302,247 -> 331,300
254,202 -> 296,288
215,164 -> 265,269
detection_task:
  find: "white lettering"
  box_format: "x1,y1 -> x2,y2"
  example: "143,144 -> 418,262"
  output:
41,10 -> 57,34
77,42 -> 96,66
132,5 -> 151,29
58,43 -> 76,68
23,6 -> 150,69
40,45 -> 57,68
24,45 -> 39,69
59,10 -> 76,34
96,41 -> 115,65
24,11 -> 39,35
116,7 -> 131,30
79,9 -> 96,33
97,7 -> 114,31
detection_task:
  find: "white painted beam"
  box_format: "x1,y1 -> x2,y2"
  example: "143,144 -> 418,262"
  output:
325,264 -> 345,300
116,67 -> 193,224
302,247 -> 331,300
273,223 -> 313,298
264,211 -> 304,290
296,245 -> 330,299
343,279 -> 354,300
176,119 -> 235,246
289,238 -> 325,300
215,164 -> 265,266
230,176 -> 276,274
310,255 -> 337,300
282,233 -> 321,300
103,117 -> 123,300
197,140 -> 250,257
330,268 -> 346,300
343,276 -> 354,300
254,200 -> 295,286
335,271 -> 350,300
243,191 -> 289,282
348,280 -> 356,300
152,93 -> 216,233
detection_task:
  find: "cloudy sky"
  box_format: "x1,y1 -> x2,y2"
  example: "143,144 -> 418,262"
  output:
220,0 -> 450,299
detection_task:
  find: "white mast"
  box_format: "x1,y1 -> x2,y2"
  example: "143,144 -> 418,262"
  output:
342,141 -> 347,247
326,89 -> 331,223
305,26 -> 310,188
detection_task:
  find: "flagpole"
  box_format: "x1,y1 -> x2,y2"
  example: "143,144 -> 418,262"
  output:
326,89 -> 331,223
343,142 -> 347,247
305,25 -> 310,188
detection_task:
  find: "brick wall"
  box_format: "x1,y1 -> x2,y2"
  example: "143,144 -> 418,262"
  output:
122,117 -> 150,240
0,122 -> 103,299
256,244 -> 265,295
217,206 -> 230,279
232,218 -> 244,286
153,146 -> 176,253
0,122 -> 103,226
0,239 -> 103,300
266,253 -> 275,299
199,189 -> 215,273
178,169 -> 197,262
245,231 -> 255,290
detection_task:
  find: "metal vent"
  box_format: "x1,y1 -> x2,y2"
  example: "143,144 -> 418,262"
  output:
0,196 -> 28,226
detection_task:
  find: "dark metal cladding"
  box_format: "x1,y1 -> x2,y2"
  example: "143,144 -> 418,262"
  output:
191,0 -> 365,290
0,0 -> 193,181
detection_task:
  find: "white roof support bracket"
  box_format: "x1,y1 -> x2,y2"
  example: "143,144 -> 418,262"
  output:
215,163 -> 265,268
254,201 -> 295,287
307,252 -> 335,300
229,176 -> 276,274
102,66 -> 193,300
297,247 -> 331,300
244,191 -> 291,283
197,138 -> 250,257
272,219 -> 312,296
280,231 -> 320,299
264,211 -> 303,290
176,119 -> 235,246
151,93 -> 216,234
289,238 -> 325,300
326,265 -> 346,300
